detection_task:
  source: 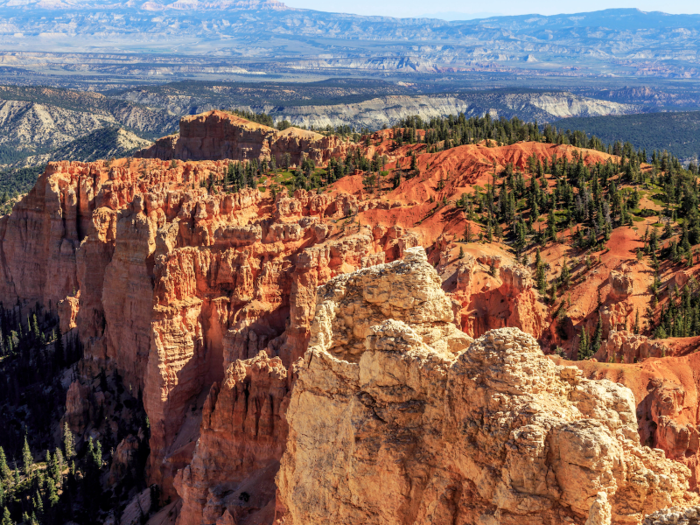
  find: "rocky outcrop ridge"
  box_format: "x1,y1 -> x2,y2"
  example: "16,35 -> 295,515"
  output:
594,331 -> 668,363
277,247 -> 697,525
136,111 -> 350,167
0,155 -> 388,500
644,506 -> 700,525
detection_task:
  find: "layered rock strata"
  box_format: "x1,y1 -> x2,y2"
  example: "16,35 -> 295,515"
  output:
0,156 -> 403,500
277,248 -> 697,525
136,110 -> 350,166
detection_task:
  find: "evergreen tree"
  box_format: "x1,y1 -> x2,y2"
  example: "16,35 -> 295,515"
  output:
546,208 -> 557,241
549,279 -> 558,303
591,316 -> 603,354
49,450 -> 61,483
31,314 -> 40,341
0,448 -> 9,481
22,436 -> 32,477
560,259 -> 571,287
91,439 -> 102,470
536,265 -> 546,296
464,222 -> 473,243
63,422 -> 75,460
634,309 -> 640,334
46,478 -> 59,508
577,327 -> 590,360
2,507 -> 12,525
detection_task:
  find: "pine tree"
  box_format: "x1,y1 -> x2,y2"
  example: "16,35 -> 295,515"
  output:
560,259 -> 571,287
0,481 -> 4,508
536,255 -> 546,296
63,422 -> 75,460
47,478 -> 59,508
634,310 -> 640,334
577,327 -> 590,361
0,448 -> 9,481
2,507 -> 13,525
22,436 -> 32,477
87,437 -> 94,460
458,247 -> 465,259
33,493 -> 43,516
50,449 -> 61,483
31,314 -> 40,341
91,440 -> 102,470
464,222 -> 473,243
549,279 -> 558,303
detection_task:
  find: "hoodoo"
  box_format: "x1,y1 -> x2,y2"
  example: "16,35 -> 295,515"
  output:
3,113 -> 700,525
277,248 -> 697,525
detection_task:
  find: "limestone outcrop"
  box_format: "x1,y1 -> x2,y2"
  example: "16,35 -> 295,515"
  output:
593,331 -> 668,364
643,506 -> 700,525
136,111 -> 350,167
277,248 -> 697,525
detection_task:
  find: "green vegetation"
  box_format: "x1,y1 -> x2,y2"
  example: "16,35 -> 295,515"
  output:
552,112 -> 700,165
0,127 -> 148,212
0,302 -> 152,523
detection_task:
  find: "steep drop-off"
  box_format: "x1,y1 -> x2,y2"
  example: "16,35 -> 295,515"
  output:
4,113 -> 700,524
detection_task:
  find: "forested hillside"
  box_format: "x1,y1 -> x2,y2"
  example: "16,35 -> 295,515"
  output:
553,111 -> 700,165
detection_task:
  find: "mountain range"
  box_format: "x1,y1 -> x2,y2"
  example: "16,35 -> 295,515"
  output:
0,4 -> 696,81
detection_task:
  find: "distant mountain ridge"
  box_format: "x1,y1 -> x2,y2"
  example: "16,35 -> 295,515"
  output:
0,0 -> 289,10
0,6 -> 696,79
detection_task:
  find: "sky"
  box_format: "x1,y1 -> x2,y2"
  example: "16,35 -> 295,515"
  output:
283,0 -> 700,18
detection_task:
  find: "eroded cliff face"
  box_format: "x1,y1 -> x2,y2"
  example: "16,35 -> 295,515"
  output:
0,142 -> 455,507
136,110 -> 350,167
571,354 -> 700,493
5,115 -> 691,525
277,248 -> 697,525
449,252 -> 549,339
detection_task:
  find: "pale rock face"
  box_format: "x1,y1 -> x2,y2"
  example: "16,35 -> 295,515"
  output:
610,270 -> 634,299
594,331 -> 668,364
643,506 -> 700,525
277,247 -> 697,525
587,493 -> 613,525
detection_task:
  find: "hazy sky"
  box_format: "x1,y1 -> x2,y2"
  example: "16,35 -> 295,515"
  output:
283,0 -> 700,18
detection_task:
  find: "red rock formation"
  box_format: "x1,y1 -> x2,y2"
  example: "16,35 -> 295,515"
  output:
594,331 -> 668,364
565,354 -> 700,491
9,113 -> 693,525
136,111 -> 351,167
175,352 -> 289,525
449,252 -> 550,339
